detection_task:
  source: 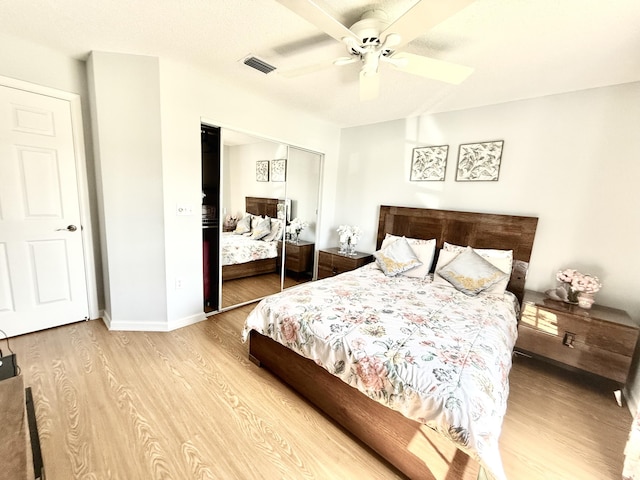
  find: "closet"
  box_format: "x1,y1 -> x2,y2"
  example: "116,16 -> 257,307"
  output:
202,123 -> 323,313
201,125 -> 221,311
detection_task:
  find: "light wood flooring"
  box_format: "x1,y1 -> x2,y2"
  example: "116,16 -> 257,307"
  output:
221,272 -> 311,309
8,305 -> 633,479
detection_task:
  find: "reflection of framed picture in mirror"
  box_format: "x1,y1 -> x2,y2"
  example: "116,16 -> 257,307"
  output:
271,158 -> 286,182
277,198 -> 291,222
256,160 -> 269,182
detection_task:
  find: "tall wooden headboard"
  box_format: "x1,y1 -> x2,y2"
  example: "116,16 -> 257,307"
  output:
245,197 -> 279,218
377,206 -> 538,304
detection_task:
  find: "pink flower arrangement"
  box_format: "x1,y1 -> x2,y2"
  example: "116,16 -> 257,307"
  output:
556,268 -> 602,294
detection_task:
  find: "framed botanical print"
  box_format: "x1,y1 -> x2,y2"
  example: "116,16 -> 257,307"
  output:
271,158 -> 286,182
456,141 -> 504,181
256,160 -> 269,182
410,145 -> 449,181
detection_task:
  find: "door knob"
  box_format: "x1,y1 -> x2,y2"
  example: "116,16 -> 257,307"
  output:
56,225 -> 78,232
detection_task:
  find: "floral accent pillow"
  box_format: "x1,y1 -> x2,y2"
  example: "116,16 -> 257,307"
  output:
380,234 -> 436,278
251,216 -> 272,240
443,242 -> 513,294
234,214 -> 251,234
374,236 -> 423,276
262,218 -> 283,242
436,246 -> 509,296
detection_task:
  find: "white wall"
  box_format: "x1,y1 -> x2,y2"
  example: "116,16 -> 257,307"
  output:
286,147 -> 322,244
158,58 -> 341,328
225,141 -> 288,217
87,52 -> 168,328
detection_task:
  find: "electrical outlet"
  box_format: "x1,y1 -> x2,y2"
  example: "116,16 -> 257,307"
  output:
175,277 -> 184,290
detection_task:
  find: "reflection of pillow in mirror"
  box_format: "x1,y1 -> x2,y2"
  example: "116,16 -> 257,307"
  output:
251,217 -> 271,240
374,237 -> 423,276
263,219 -> 283,242
250,214 -> 262,230
234,215 -> 251,234
380,234 -> 436,278
437,247 -> 509,296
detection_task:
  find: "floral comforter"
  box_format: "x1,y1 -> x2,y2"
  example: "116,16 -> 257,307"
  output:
242,263 -> 519,480
221,232 -> 278,266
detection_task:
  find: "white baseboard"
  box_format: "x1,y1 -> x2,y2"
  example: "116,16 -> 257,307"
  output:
100,310 -> 207,332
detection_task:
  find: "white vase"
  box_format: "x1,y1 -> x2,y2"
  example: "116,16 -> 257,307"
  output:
578,292 -> 595,309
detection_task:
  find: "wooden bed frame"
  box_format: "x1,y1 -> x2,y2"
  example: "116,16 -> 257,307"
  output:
248,206 -> 538,479
222,197 -> 282,281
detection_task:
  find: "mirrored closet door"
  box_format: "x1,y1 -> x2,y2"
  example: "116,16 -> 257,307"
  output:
202,124 -> 322,312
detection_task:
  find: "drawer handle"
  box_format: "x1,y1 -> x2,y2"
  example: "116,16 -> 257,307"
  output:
563,332 -> 576,348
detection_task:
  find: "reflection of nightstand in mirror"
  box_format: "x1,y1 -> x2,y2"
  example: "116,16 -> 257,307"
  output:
318,247 -> 373,279
279,240 -> 314,278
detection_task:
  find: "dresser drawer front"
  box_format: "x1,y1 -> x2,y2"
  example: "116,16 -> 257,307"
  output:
516,325 -> 632,383
521,305 -> 638,356
317,265 -> 334,279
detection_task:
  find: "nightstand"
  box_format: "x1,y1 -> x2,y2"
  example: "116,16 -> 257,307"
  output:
280,240 -> 314,277
317,247 -> 373,279
516,289 -> 639,384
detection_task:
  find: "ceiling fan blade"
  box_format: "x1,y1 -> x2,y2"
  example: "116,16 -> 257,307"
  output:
275,0 -> 358,43
390,52 -> 473,84
380,0 -> 475,49
277,59 -> 335,78
359,70 -> 379,102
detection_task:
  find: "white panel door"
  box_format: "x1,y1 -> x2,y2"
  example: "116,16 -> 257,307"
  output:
0,85 -> 88,337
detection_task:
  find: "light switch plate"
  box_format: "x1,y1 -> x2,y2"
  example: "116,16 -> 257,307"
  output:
176,204 -> 193,216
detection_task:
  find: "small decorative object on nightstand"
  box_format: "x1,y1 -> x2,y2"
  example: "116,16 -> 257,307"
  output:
547,268 -> 602,308
318,247 -> 373,279
516,290 -> 639,386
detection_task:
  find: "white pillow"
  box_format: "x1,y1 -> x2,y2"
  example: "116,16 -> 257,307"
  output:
250,216 -> 271,240
443,242 -> 513,294
434,248 -> 512,294
263,218 -> 283,242
436,247 -> 509,296
374,237 -> 423,276
234,215 -> 251,234
380,234 -> 436,278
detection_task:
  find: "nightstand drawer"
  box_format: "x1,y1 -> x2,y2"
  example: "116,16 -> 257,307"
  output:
520,305 -> 637,356
516,290 -> 640,384
318,248 -> 373,279
517,324 -> 633,383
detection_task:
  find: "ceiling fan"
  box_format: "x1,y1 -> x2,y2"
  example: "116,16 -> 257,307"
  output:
275,0 -> 475,101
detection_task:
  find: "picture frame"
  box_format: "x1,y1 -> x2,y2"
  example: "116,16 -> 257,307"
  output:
410,145 -> 449,181
270,158 -> 287,182
277,198 -> 291,222
455,140 -> 504,181
256,160 -> 269,182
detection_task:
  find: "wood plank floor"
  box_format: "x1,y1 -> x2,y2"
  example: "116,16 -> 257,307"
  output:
8,305 -> 632,479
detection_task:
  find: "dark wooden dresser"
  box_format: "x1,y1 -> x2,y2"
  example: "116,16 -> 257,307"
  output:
516,289 -> 639,384
280,240 -> 314,277
317,247 -> 373,279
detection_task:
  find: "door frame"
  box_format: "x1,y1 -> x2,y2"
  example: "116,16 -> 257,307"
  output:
0,75 -> 99,320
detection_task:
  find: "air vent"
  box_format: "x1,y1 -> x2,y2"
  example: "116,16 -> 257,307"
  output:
243,56 -> 276,74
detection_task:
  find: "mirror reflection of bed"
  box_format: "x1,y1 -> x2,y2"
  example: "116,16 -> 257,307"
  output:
217,130 -> 322,311
220,197 -> 313,308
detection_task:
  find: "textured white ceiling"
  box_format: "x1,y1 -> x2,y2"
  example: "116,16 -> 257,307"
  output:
1,0 -> 639,127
